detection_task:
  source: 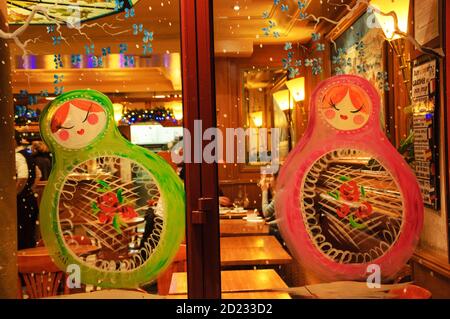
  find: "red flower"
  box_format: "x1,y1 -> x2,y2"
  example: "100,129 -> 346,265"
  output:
336,204 -> 350,218
356,201 -> 373,219
120,205 -> 138,220
339,181 -> 360,202
98,211 -> 113,224
97,192 -> 119,214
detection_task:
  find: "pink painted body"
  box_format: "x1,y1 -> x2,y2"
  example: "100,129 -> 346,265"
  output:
276,75 -> 423,281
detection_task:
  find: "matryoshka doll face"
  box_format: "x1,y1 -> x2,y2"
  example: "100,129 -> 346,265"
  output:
50,99 -> 107,149
320,84 -> 372,131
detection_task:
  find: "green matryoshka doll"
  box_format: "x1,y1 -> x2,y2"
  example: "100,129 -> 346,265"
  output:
39,89 -> 185,288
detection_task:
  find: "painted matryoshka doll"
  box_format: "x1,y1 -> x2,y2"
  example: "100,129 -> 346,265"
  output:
39,89 -> 185,288
276,75 -> 423,281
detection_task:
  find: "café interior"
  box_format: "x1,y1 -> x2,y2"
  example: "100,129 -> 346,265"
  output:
0,0 -> 449,299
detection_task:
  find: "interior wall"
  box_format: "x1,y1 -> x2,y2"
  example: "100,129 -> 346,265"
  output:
215,42 -> 332,210
215,45 -> 309,210
418,64 -> 449,257
392,4 -> 449,258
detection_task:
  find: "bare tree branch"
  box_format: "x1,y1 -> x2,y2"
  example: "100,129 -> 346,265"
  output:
0,5 -> 130,67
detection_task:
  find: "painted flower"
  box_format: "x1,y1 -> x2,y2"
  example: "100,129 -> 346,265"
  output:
120,205 -> 138,220
98,211 -> 114,224
336,204 -> 350,218
97,192 -> 119,214
356,201 -> 373,218
339,181 -> 360,202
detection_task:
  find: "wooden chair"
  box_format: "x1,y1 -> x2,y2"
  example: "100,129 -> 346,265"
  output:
17,254 -> 69,299
157,244 -> 186,295
393,264 -> 412,284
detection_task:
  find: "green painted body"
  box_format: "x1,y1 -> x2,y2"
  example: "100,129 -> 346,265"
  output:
39,90 -> 185,288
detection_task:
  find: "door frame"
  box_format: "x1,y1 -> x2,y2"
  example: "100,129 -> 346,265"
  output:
444,0 -> 450,263
180,0 -> 221,298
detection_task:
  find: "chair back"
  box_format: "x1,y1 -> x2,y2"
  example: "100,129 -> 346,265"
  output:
17,254 -> 69,299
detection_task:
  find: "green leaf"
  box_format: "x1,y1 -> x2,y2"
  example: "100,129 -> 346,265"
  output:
96,179 -> 111,193
360,186 -> 366,198
349,215 -> 367,230
339,176 -> 350,182
112,214 -> 123,234
96,179 -> 110,188
117,188 -> 123,204
91,202 -> 100,215
328,191 -> 339,200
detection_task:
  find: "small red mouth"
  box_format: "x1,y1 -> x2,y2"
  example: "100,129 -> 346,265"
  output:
77,129 -> 85,135
340,115 -> 348,120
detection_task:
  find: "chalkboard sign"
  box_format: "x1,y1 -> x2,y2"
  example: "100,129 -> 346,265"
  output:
411,58 -> 440,210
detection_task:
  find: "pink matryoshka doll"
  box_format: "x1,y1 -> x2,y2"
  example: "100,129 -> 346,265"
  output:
275,75 -> 423,281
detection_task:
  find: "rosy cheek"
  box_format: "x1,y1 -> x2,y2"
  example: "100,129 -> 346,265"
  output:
87,113 -> 99,125
353,114 -> 365,125
325,109 -> 336,120
59,130 -> 69,141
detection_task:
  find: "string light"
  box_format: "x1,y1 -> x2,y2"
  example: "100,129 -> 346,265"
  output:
121,107 -> 179,125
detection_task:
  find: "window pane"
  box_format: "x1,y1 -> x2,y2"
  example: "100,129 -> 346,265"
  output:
3,0 -> 186,299
213,0 -> 437,299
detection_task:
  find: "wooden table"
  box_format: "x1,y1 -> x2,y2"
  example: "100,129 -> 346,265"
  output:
47,289 -> 164,299
171,292 -> 291,299
219,210 -> 248,219
18,245 -> 101,258
49,289 -> 291,299
220,236 -> 292,266
169,269 -> 288,295
220,219 -> 269,237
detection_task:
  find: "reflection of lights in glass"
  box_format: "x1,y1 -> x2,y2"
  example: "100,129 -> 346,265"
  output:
413,101 -> 434,114
371,0 -> 410,40
113,103 -> 124,123
171,102 -> 183,120
233,4 -> 240,11
250,111 -> 263,127
273,90 -> 294,111
286,77 -> 305,102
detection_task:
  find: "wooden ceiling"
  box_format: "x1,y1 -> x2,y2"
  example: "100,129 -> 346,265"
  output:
9,0 -> 353,56
8,0 -> 353,95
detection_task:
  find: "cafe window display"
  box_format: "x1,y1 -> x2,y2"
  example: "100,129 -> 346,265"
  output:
0,0 -> 449,300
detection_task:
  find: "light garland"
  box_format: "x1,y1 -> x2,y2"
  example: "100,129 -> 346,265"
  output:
120,107 -> 179,125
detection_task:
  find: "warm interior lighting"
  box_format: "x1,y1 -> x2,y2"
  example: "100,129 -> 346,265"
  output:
286,77 -> 305,102
171,102 -> 183,121
250,111 -> 263,127
371,0 -> 410,40
273,89 -> 293,111
113,103 -> 124,123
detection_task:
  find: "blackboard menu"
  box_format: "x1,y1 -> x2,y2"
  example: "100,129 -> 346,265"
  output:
411,59 -> 440,210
